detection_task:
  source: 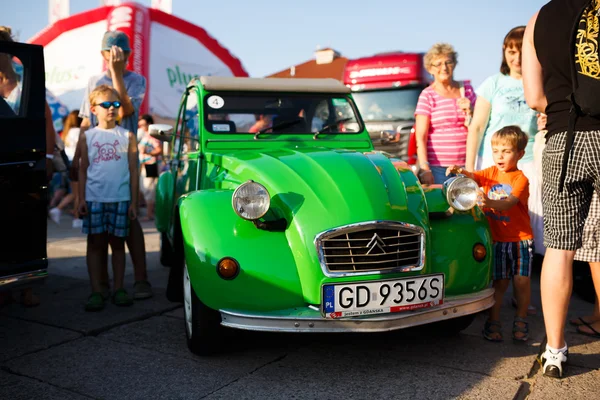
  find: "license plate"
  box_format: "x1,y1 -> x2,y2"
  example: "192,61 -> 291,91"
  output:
322,274 -> 444,319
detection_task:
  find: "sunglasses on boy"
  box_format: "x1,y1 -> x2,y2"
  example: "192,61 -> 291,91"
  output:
94,101 -> 121,109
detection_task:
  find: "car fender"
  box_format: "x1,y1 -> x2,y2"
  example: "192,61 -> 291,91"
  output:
178,190 -> 305,312
429,203 -> 492,296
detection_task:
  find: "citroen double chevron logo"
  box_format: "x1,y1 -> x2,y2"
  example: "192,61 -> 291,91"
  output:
366,233 -> 386,254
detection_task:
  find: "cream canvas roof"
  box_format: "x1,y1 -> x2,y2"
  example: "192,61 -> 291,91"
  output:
198,76 -> 351,94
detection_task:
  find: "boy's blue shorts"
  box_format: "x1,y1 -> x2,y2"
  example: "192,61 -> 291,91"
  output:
492,239 -> 534,280
82,201 -> 130,238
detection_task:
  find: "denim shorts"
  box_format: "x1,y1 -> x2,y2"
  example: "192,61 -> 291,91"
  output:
430,166 -> 455,184
82,201 -> 130,237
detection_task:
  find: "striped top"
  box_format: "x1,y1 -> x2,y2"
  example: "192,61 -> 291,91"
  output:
415,83 -> 476,166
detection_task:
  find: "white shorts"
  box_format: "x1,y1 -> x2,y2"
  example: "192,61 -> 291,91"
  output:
140,164 -> 157,202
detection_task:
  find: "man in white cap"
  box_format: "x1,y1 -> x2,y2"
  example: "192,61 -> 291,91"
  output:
74,30 -> 152,300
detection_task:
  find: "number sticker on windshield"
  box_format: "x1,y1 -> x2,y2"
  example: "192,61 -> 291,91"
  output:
207,95 -> 225,109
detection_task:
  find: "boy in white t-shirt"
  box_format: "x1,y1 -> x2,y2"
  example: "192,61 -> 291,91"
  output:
78,85 -> 138,311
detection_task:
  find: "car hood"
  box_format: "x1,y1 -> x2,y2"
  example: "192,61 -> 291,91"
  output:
207,147 -> 427,235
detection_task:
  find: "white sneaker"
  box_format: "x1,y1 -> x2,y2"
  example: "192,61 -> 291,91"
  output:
538,347 -> 568,378
72,219 -> 83,229
49,208 -> 61,225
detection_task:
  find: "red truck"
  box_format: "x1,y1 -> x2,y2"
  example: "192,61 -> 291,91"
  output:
343,52 -> 431,161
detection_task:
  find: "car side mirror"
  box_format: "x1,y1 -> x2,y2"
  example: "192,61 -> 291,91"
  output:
149,124 -> 174,142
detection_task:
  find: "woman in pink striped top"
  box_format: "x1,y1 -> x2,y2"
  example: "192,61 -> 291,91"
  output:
414,43 -> 476,184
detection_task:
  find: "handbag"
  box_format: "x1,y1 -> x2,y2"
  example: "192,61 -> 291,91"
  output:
53,148 -> 70,173
459,82 -> 473,127
145,163 -> 159,178
52,133 -> 70,173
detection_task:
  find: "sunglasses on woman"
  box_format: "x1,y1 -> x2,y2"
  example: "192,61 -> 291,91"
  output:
94,101 -> 121,109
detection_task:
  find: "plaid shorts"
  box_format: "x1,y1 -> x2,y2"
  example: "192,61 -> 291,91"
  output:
82,201 -> 130,237
492,240 -> 534,280
542,130 -> 600,250
575,192 -> 600,262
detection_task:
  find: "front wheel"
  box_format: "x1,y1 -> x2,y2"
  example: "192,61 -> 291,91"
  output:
183,262 -> 223,355
159,232 -> 174,267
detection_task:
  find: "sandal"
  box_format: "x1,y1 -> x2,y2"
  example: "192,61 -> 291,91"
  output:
85,292 -> 105,312
512,316 -> 529,342
112,288 -> 133,307
577,320 -> 600,338
570,316 -> 600,327
483,320 -> 503,342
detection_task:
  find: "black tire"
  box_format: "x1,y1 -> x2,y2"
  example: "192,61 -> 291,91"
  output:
166,220 -> 183,303
573,261 -> 595,304
160,232 -> 174,267
166,261 -> 183,303
184,262 -> 223,356
431,314 -> 476,335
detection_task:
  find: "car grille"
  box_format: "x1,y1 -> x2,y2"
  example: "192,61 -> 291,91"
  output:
316,222 -> 424,275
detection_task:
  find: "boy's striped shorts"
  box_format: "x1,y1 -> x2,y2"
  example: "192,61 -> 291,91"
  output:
492,239 -> 534,280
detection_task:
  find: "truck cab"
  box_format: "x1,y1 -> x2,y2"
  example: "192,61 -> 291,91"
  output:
343,52 -> 430,160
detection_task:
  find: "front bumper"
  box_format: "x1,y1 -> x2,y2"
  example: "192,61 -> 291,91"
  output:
220,288 -> 494,333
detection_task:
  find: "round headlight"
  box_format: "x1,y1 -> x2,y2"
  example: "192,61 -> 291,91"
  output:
232,181 -> 270,220
444,176 -> 479,211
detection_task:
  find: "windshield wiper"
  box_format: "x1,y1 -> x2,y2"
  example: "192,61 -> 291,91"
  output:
254,117 -> 304,139
313,118 -> 354,139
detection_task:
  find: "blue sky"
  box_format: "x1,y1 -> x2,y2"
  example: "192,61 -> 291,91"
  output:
5,0 -> 548,87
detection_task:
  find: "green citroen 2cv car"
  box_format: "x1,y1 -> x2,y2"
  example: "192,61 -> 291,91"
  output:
153,76 -> 494,355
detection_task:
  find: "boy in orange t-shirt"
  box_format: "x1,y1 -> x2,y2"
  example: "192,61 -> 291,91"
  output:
447,125 -> 533,342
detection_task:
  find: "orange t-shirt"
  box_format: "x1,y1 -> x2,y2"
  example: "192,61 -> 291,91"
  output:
472,166 -> 533,243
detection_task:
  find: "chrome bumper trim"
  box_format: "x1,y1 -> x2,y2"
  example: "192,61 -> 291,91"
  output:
220,288 -> 494,333
0,269 -> 48,289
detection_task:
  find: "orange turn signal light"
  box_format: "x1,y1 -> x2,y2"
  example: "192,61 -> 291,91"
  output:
217,257 -> 240,280
473,243 -> 487,262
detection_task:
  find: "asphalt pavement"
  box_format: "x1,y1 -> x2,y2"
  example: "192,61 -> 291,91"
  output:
1,214 -> 599,399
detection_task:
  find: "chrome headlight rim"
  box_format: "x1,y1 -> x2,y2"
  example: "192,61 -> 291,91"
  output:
232,180 -> 271,221
443,175 -> 479,211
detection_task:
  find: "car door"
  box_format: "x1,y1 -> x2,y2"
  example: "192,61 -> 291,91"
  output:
172,87 -> 201,201
0,41 -> 48,282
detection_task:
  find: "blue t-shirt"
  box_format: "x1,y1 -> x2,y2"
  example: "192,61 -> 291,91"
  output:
476,73 -> 537,164
79,71 -> 147,135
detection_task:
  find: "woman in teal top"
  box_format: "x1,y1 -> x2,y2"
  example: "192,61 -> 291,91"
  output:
465,26 -> 537,171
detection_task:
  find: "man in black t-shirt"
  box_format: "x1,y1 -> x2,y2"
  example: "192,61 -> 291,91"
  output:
523,0 -> 600,379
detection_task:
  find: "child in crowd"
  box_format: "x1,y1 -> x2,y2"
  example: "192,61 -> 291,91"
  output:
78,85 -> 138,311
447,125 -> 534,342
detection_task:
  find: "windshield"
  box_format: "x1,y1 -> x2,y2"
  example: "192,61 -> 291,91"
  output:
352,87 -> 423,122
203,93 -> 362,134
